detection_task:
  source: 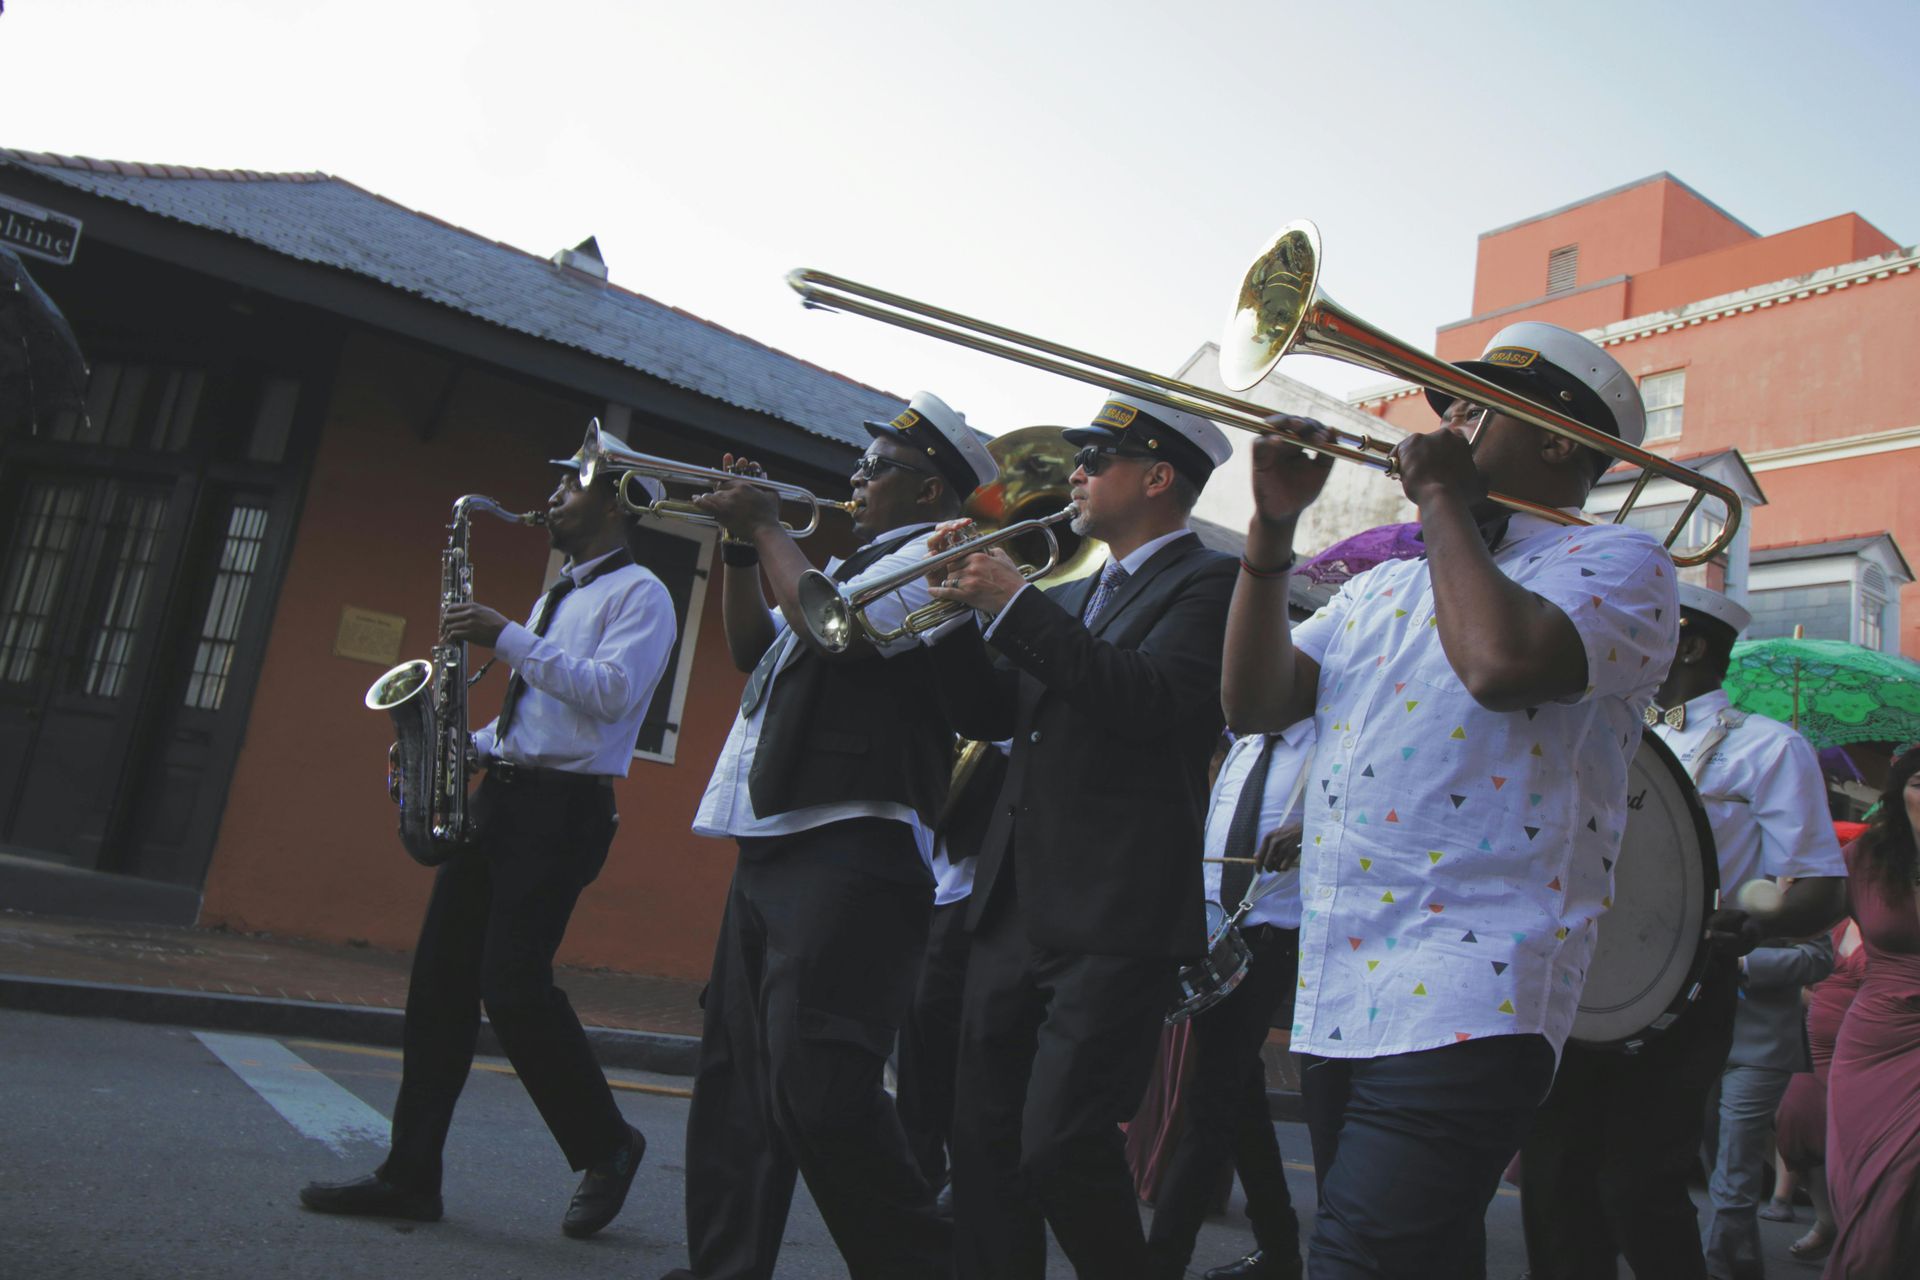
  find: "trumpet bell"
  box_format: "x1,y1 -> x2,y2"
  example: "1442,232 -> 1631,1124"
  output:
797,571 -> 856,654
1219,220 -> 1324,393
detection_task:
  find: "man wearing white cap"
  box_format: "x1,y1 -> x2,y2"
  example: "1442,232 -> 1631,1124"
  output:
1223,321 -> 1680,1277
667,392 -> 996,1280
1522,583 -> 1847,1280
922,392 -> 1238,1279
301,426 -> 677,1238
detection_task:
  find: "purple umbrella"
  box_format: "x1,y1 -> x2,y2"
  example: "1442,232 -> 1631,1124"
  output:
1298,522 -> 1425,588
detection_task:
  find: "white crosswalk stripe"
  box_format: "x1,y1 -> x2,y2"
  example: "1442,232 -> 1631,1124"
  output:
194,1031 -> 389,1155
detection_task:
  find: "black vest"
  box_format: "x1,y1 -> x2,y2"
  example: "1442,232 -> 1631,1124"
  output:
746,527 -> 951,828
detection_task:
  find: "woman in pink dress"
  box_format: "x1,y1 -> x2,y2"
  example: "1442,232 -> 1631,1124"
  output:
1824,747 -> 1920,1278
1772,918 -> 1866,1260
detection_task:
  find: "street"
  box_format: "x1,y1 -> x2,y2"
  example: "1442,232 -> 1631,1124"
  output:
2,1008 -> 1815,1278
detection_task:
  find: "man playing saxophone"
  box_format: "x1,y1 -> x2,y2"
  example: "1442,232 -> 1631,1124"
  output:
300,428 -> 677,1239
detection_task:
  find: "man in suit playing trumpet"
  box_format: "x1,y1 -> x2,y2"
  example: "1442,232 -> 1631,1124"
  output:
920,393 -> 1237,1280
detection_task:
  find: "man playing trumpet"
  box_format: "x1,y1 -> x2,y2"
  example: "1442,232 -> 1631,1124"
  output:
666,392 -> 995,1280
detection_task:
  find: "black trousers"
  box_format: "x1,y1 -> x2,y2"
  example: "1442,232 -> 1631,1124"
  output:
679,818 -> 949,1280
382,771 -> 626,1192
1147,924 -> 1302,1278
1301,1033 -> 1556,1280
952,877 -> 1178,1280
1520,959 -> 1739,1280
896,895 -> 973,1188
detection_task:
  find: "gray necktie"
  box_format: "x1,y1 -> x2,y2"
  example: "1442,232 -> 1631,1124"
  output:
1082,559 -> 1128,628
738,632 -> 795,716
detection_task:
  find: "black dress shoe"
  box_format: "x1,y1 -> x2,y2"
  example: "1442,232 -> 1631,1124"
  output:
298,1171 -> 442,1222
1205,1249 -> 1304,1280
563,1123 -> 647,1238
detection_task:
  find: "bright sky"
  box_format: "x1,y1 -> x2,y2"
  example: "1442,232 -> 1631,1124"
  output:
3,0 -> 1916,438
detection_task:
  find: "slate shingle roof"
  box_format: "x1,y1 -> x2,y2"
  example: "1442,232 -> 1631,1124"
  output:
0,148 -> 902,448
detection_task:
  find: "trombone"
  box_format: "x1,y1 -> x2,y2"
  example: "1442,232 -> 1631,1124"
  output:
787,219 -> 1742,565
573,420 -> 857,537
797,506 -> 1077,653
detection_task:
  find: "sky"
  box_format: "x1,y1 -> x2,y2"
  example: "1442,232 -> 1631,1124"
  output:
2,0 -> 1916,439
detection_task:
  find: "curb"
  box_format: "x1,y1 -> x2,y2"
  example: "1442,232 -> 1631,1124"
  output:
0,973 -> 701,1076
2,971 -> 1305,1120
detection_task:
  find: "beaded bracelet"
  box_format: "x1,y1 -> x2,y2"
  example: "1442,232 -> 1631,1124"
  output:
1239,553 -> 1294,580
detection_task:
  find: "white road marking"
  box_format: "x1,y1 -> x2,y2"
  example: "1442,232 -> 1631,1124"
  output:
193,1031 -> 390,1155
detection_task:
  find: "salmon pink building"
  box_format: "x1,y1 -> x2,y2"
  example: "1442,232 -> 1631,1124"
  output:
1354,174 -> 1918,658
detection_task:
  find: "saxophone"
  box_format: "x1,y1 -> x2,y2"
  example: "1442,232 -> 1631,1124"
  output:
365,495 -> 546,866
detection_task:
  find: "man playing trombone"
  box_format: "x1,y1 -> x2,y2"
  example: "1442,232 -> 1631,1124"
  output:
1221,323 -> 1679,1278
665,392 -> 996,1280
919,393 -> 1237,1280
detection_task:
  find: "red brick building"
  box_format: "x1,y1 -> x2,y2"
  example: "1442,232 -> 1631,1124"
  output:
1354,174 -> 1918,658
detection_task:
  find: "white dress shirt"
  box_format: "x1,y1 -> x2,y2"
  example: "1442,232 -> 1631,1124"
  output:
694,524 -> 940,861
1288,514 -> 1678,1060
471,548 -> 677,778
1204,722 -> 1315,930
928,738 -> 1011,906
1652,688 -> 1846,893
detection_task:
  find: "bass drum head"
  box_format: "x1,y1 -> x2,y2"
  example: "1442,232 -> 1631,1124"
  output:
1571,729 -> 1718,1051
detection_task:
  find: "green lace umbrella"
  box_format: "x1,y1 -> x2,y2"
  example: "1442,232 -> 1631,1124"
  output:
1724,637 -> 1920,750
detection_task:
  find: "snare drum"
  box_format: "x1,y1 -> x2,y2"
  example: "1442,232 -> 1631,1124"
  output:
1169,900 -> 1252,1024
1570,730 -> 1720,1053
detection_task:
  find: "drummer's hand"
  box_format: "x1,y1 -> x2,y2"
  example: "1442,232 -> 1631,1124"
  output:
1256,822 -> 1304,873
1705,908 -> 1763,959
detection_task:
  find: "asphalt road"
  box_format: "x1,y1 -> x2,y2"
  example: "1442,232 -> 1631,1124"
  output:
1,1009 -> 1815,1278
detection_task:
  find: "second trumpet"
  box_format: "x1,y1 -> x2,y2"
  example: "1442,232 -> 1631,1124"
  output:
797,506 -> 1077,653
573,419 -> 857,536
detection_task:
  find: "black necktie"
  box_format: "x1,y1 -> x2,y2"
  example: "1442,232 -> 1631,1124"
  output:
494,549 -> 631,742
1221,735 -> 1281,908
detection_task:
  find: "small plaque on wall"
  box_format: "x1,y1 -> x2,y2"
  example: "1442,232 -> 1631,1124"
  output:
333,606 -> 407,666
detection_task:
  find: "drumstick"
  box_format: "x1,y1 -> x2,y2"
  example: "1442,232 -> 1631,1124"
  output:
1202,857 -> 1261,865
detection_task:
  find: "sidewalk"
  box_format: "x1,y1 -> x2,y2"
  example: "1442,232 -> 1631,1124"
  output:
0,909 -> 706,1073
0,907 -> 1304,1106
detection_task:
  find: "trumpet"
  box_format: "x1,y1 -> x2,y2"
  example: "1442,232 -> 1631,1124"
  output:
787,220 -> 1742,565
573,420 -> 858,536
797,506 -> 1078,653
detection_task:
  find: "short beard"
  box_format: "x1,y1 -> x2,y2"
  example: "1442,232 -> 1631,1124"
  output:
1070,510 -> 1094,538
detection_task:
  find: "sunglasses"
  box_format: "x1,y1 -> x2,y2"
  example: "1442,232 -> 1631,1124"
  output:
852,454 -> 933,482
1073,445 -> 1159,476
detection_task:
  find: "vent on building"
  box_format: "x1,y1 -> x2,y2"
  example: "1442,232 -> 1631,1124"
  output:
1546,244 -> 1579,295
1863,564 -> 1888,594
552,236 -> 609,281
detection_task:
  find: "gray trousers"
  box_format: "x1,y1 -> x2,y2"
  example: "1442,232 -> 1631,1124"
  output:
1702,1063 -> 1793,1280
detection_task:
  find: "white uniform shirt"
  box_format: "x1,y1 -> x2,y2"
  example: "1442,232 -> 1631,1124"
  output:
472,550 -> 677,778
1653,688 -> 1846,892
694,524 -> 940,861
1203,723 -> 1315,929
1289,514 -> 1678,1060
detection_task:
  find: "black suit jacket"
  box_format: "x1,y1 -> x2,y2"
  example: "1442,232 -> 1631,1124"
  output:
926,532 -> 1236,959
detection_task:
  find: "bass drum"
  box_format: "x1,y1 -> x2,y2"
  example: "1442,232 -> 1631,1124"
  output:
1570,729 -> 1719,1053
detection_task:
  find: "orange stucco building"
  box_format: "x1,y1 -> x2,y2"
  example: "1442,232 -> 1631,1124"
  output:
0,148 -> 901,978
1356,174 -> 1919,658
